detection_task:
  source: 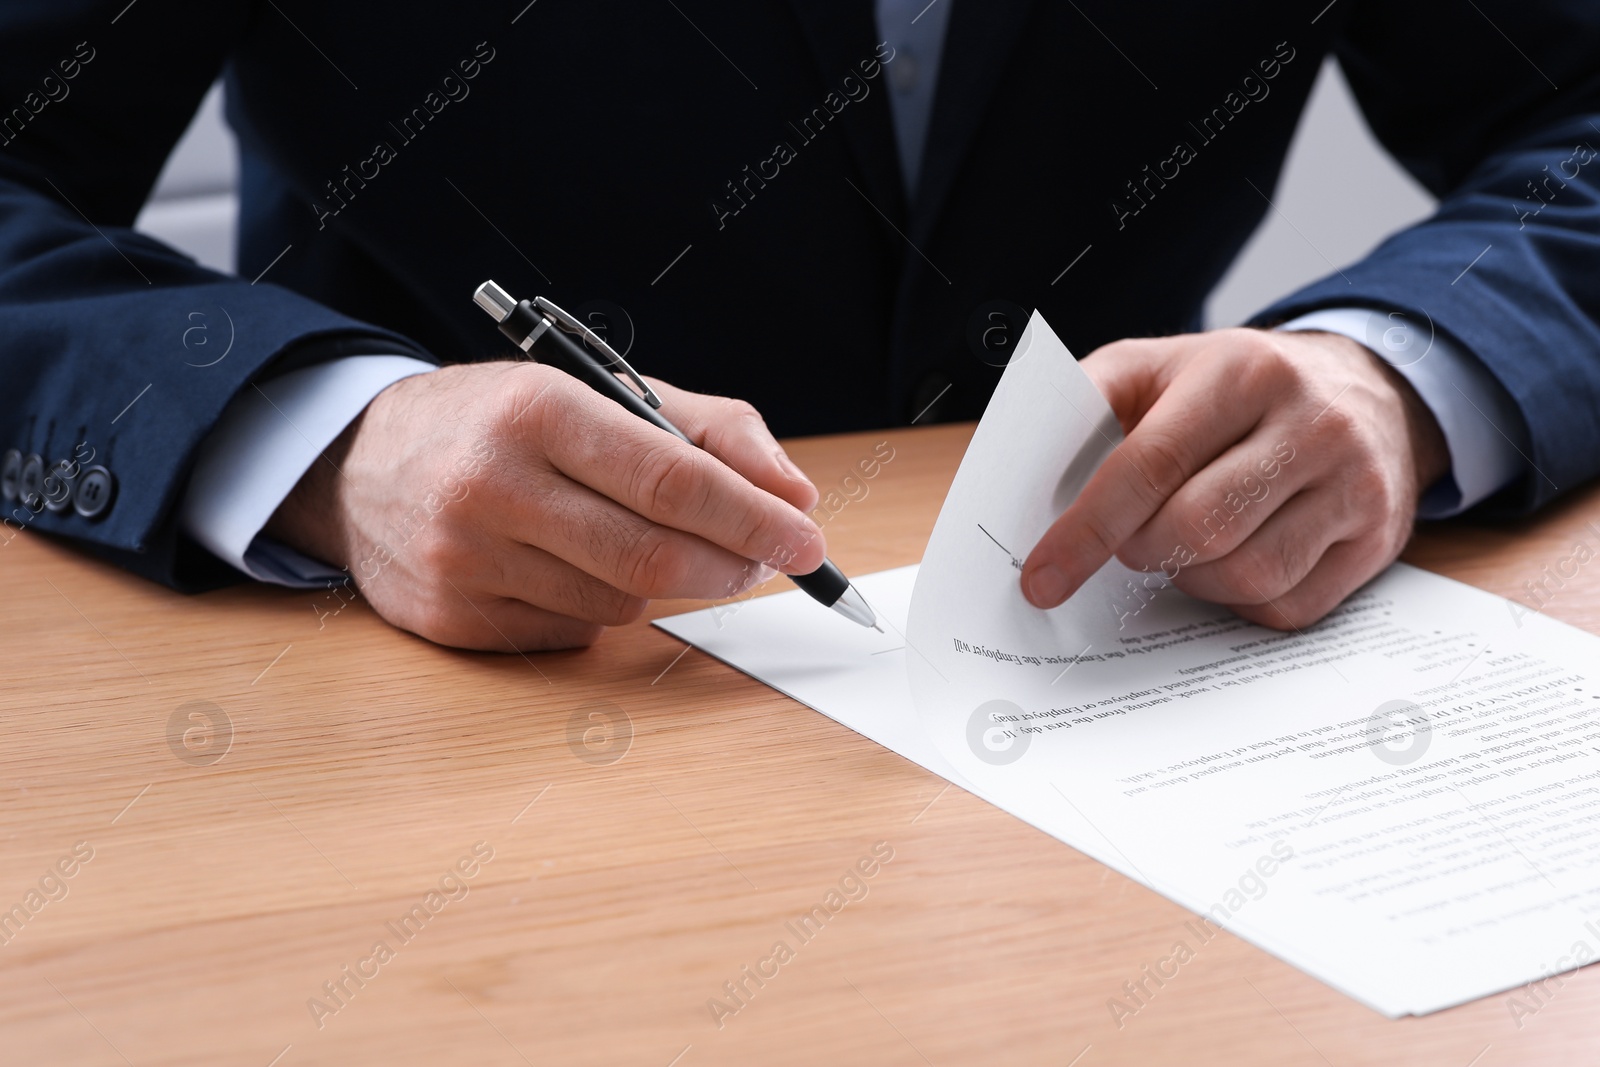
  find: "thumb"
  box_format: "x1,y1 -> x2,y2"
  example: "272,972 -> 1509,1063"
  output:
648,379 -> 821,514
1079,337 -> 1188,435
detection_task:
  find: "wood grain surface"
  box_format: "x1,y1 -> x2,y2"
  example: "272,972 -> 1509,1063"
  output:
3,422 -> 1598,1066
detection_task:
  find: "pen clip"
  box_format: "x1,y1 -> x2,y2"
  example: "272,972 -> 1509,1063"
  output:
533,296 -> 662,409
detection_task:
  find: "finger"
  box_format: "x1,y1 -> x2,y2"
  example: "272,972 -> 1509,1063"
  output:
397,587 -> 605,653
523,376 -> 826,574
1118,432 -> 1310,570
1166,488 -> 1356,605
495,464 -> 781,602
1224,536 -> 1390,632
1022,340 -> 1272,608
651,379 -> 820,512
1078,337 -> 1194,434
480,542 -> 651,627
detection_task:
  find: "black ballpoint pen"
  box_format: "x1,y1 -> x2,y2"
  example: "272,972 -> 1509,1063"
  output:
472,280 -> 882,630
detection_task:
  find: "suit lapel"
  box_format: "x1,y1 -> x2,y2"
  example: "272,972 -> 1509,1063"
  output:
908,0 -> 1037,247
781,0 -> 908,224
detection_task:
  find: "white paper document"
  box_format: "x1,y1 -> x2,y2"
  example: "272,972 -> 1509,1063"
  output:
656,314 -> 1600,1018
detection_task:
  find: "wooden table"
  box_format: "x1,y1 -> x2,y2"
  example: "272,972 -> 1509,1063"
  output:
5,423 -> 1599,1066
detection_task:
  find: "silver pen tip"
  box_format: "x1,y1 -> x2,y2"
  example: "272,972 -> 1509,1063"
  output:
832,583 -> 880,629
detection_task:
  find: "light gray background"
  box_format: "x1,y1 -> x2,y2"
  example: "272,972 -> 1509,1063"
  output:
134,60 -> 1437,330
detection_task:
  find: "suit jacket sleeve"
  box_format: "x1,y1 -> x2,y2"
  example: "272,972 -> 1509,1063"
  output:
1252,0 -> 1600,516
0,2 -> 435,590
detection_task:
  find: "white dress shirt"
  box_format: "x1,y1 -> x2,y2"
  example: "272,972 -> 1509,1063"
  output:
180,355 -> 433,585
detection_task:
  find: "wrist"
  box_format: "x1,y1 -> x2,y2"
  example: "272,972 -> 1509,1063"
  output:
263,408 -> 362,570
1385,360 -> 1451,494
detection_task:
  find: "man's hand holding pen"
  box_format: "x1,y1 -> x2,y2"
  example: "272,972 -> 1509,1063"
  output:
265,361 -> 825,651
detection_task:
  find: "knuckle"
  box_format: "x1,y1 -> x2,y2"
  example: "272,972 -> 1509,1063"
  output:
566,621 -> 606,648
1260,542 -> 1307,602
631,445 -> 708,523
535,545 -> 650,627
1310,398 -> 1359,444
1234,337 -> 1293,392
1263,606 -> 1307,632
528,619 -> 605,651
1206,545 -> 1283,604
1230,327 -> 1282,360
1077,513 -> 1122,564
609,594 -> 649,626
1268,531 -> 1313,597
1114,527 -> 1164,572
1279,598 -> 1325,631
722,396 -> 764,428
1251,609 -> 1296,633
584,584 -> 648,627
1228,531 -> 1305,604
1131,429 -> 1192,496
1235,594 -> 1310,632
620,528 -> 693,598
717,395 -> 779,454
411,525 -> 471,577
1339,457 -> 1392,519
1092,336 -> 1159,361
1199,553 -> 1258,604
498,367 -> 563,437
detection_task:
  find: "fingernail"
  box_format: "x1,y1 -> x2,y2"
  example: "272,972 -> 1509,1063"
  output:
775,449 -> 808,484
1025,564 -> 1071,608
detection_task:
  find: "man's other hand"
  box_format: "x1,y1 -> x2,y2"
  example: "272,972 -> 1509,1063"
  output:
266,362 -> 824,651
1022,328 -> 1451,630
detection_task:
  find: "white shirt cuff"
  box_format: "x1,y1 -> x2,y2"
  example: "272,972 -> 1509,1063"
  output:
179,355 -> 436,586
1275,308 -> 1527,518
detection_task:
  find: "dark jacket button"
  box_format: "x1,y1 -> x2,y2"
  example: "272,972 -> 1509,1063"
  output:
19,453 -> 45,512
0,449 -> 20,502
73,465 -> 116,520
43,459 -> 78,513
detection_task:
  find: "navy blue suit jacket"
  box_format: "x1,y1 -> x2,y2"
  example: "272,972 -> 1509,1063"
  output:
2,0 -> 1597,589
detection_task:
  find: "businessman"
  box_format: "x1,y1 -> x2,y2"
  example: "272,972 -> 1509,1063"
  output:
1,1 -> 1596,650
